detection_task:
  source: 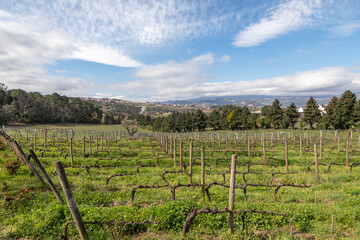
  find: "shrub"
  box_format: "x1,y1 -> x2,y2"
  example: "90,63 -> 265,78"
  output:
2,153 -> 22,175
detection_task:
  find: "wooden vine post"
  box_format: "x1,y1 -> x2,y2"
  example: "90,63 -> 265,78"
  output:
179,140 -> 183,171
173,138 -> 177,168
346,140 -> 349,167
201,146 -> 205,201
82,137 -> 86,158
247,137 -> 250,158
314,144 -> 319,181
285,138 -> 288,173
14,141 -> 46,185
29,150 -> 64,204
262,137 -> 267,163
228,154 -> 237,234
54,161 -> 89,240
70,137 -> 74,167
189,141 -> 193,184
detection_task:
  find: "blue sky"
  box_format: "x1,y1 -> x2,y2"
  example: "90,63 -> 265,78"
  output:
1,0 -> 360,101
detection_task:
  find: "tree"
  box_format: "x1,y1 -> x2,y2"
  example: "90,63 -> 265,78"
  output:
268,99 -> 283,129
353,100 -> 360,127
324,96 -> 338,129
193,109 -> 207,131
122,118 -> 138,136
284,103 -> 300,129
207,109 -> 221,130
303,97 -> 321,130
334,90 -> 356,129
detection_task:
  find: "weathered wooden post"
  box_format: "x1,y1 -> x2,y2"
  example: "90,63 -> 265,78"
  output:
228,154 -> 237,234
167,136 -> 171,156
89,136 -> 92,157
300,134 -> 303,156
54,161 -> 89,240
247,137 -> 251,158
285,138 -> 288,173
314,144 -> 319,181
29,150 -> 64,204
263,137 -> 267,163
179,140 -> 183,171
82,137 -> 85,158
70,137 -> 74,167
173,138 -> 177,168
14,141 -> 46,185
201,146 -> 205,201
189,141 -> 193,184
346,140 -> 349,167
44,128 -> 47,149
320,137 -> 323,160
34,129 -> 37,150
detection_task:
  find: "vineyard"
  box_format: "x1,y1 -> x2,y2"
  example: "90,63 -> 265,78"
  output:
1,125 -> 360,239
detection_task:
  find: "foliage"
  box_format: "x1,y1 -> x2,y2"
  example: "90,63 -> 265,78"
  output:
303,97 -> 321,130
0,83 -> 103,124
284,103 -> 300,129
334,90 -> 357,129
268,99 -> 283,129
2,153 -> 22,175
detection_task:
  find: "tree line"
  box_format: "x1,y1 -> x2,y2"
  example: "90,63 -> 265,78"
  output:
0,83 -> 106,124
132,90 -> 360,132
1,83 -> 359,131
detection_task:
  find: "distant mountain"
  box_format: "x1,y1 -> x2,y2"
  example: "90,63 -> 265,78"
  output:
163,95 -> 334,108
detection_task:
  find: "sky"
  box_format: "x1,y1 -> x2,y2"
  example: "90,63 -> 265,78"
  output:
1,0 -> 360,102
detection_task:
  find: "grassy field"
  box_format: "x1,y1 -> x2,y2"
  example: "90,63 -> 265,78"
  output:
1,125 -> 360,239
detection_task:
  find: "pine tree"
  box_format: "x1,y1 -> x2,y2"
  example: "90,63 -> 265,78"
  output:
324,96 -> 338,129
352,100 -> 360,127
303,96 -> 321,130
268,99 -> 283,129
334,90 -> 356,129
284,103 -> 300,129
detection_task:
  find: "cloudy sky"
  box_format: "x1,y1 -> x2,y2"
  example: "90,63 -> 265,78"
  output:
1,0 -> 360,101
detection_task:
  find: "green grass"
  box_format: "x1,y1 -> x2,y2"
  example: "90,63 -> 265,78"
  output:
1,126 -> 360,239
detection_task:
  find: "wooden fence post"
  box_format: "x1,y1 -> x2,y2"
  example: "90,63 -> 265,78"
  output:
70,137 -> 74,167
189,141 -> 193,184
285,138 -> 288,173
173,138 -> 177,168
29,150 -> 64,204
179,140 -> 183,171
54,161 -> 89,240
201,146 -> 205,201
14,141 -> 46,185
263,137 -> 267,163
314,144 -> 319,181
228,154 -> 237,234
346,140 -> 349,167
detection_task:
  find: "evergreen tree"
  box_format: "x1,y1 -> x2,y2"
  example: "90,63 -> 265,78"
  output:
193,109 -> 207,131
334,90 -> 356,129
324,96 -> 338,129
352,100 -> 360,127
268,99 -> 283,129
284,103 -> 300,129
303,96 -> 321,130
207,109 -> 221,130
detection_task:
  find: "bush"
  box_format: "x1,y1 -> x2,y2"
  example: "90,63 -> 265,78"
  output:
2,153 -> 22,175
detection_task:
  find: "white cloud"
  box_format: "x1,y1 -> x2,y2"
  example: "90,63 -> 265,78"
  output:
110,66 -> 360,101
107,53 -> 214,98
331,21 -> 360,37
220,55 -> 232,63
2,1 -> 237,48
0,8 -> 143,95
233,0 -> 321,47
71,43 -> 142,68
